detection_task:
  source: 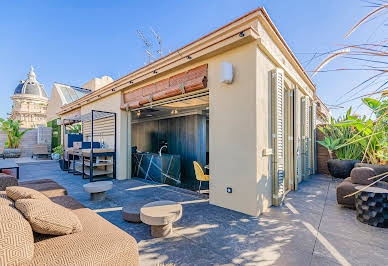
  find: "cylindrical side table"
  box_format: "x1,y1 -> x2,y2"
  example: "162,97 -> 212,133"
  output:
355,186 -> 388,228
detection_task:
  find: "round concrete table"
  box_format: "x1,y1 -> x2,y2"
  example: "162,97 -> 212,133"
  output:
140,200 -> 182,237
83,181 -> 113,201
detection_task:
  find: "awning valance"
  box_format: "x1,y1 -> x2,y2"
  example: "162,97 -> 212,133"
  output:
121,64 -> 207,110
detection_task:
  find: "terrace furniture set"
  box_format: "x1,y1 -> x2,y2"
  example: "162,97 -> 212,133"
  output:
0,174 -> 139,265
336,166 -> 388,228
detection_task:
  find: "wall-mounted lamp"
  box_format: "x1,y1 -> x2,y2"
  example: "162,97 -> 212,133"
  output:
153,70 -> 158,74
130,81 -> 133,84
220,62 -> 234,84
186,56 -> 192,60
111,88 -> 115,92
239,31 -> 245,37
171,109 -> 178,115
136,110 -> 141,117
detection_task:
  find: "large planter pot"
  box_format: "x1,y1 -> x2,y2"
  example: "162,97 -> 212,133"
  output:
58,159 -> 69,171
355,163 -> 388,182
327,159 -> 360,179
3,148 -> 22,158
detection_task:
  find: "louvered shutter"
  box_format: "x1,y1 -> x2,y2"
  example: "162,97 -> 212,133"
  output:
311,102 -> 317,174
303,96 -> 311,179
271,68 -> 285,206
294,88 -> 302,187
300,96 -> 306,180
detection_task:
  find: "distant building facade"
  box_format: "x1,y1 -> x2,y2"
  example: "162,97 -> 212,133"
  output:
314,96 -> 331,125
10,66 -> 48,128
46,75 -> 113,121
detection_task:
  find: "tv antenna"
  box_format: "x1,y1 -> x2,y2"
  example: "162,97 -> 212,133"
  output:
150,27 -> 162,56
137,29 -> 154,64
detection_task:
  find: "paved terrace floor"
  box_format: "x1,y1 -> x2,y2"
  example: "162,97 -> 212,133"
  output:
19,161 -> 388,266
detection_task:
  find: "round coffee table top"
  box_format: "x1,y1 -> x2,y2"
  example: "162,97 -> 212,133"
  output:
140,200 -> 182,226
355,186 -> 388,194
83,181 -> 113,193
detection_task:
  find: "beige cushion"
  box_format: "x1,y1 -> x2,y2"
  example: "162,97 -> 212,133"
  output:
0,191 -> 13,207
30,207 -> 139,266
15,199 -> 83,235
0,205 -> 34,265
6,186 -> 50,201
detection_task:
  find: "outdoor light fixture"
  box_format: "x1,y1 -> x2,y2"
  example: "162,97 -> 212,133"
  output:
186,56 -> 192,60
111,88 -> 115,92
153,70 -> 158,74
130,81 -> 133,84
239,31 -> 245,37
220,62 -> 234,84
171,109 -> 178,115
136,110 -> 141,117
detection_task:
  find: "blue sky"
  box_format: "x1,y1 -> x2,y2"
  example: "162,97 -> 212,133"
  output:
0,0 -> 386,119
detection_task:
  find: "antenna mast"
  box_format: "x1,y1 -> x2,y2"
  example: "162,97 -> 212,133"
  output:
137,30 -> 153,64
150,27 -> 162,56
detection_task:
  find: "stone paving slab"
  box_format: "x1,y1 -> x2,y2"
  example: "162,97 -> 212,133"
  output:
18,162 -> 388,265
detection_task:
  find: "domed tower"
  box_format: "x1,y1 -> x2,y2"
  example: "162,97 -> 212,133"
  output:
10,66 -> 48,128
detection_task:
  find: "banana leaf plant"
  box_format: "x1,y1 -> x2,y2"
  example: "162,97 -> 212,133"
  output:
0,119 -> 31,148
334,98 -> 387,165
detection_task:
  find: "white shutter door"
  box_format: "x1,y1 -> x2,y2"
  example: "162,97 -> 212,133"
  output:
294,89 -> 301,187
300,96 -> 306,180
304,96 -> 311,179
271,68 -> 285,206
311,102 -> 317,174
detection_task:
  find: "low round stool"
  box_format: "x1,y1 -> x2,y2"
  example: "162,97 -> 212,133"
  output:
140,200 -> 182,238
122,199 -> 155,223
83,181 -> 113,201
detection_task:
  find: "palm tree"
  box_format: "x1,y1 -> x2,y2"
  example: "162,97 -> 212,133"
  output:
0,119 -> 30,148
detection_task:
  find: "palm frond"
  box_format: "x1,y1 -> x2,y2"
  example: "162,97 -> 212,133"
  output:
345,4 -> 388,38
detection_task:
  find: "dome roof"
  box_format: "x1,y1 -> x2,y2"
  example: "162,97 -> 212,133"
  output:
14,66 -> 48,98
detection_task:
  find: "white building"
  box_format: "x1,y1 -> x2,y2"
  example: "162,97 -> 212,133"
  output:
10,66 -> 48,128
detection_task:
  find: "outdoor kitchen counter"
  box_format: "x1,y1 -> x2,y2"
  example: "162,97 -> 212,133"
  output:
132,152 -> 181,185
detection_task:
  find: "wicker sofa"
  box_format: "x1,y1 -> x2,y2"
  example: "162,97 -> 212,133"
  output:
0,174 -> 139,265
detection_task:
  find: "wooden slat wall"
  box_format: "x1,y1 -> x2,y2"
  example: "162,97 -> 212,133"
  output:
316,129 -> 330,174
83,116 -> 115,137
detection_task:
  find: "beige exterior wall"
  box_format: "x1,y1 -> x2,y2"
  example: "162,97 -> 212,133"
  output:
209,42 -> 261,216
82,76 -> 113,91
46,88 -> 63,121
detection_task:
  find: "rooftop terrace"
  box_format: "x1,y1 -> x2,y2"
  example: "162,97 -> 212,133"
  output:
18,161 -> 388,265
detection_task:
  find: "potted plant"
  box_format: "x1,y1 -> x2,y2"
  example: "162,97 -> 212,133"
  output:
53,145 -> 68,170
0,119 -> 30,158
317,114 -> 362,179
